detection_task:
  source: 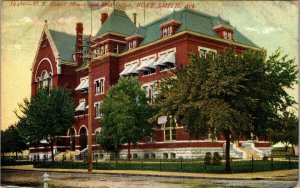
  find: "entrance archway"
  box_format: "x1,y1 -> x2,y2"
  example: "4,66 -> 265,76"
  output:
79,126 -> 87,150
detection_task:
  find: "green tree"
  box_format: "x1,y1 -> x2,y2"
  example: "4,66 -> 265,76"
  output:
269,111 -> 298,155
1,124 -> 28,160
1,130 -> 10,158
16,87 -> 76,163
155,49 -> 297,173
98,77 -> 155,160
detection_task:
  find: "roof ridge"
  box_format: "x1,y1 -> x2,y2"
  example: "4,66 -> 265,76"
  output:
48,29 -> 76,37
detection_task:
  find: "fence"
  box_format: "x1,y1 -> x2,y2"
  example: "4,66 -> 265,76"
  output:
24,155 -> 298,174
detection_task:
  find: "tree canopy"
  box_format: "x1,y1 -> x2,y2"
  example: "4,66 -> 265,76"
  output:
155,48 -> 297,173
269,111 -> 298,154
98,77 -> 156,159
16,87 -> 76,162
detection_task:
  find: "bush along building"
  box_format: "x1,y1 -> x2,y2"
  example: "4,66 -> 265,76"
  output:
30,8 -> 271,161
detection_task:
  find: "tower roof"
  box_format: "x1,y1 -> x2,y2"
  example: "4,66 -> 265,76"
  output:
95,9 -> 137,37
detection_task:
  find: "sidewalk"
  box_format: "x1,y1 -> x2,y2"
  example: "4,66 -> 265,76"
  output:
1,165 -> 298,181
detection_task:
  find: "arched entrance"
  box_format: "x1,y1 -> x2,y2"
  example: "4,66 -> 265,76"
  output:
69,128 -> 76,151
79,127 -> 87,150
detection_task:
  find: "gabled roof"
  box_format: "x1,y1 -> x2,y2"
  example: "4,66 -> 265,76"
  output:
48,30 -> 76,62
95,9 -> 137,37
128,8 -> 258,48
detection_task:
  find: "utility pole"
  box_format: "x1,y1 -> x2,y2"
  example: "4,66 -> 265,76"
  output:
87,45 -> 93,172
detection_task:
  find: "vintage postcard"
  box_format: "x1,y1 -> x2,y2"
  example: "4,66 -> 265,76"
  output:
1,1 -> 298,187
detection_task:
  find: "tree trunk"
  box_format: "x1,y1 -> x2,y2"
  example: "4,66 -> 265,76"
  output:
15,151 -> 18,160
127,142 -> 131,161
225,132 -> 232,173
50,140 -> 54,163
284,143 -> 289,154
292,145 -> 296,156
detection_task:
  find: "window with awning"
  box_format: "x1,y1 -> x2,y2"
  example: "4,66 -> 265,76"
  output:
75,78 -> 88,92
120,61 -> 139,76
75,99 -> 86,112
154,51 -> 176,67
137,57 -> 156,71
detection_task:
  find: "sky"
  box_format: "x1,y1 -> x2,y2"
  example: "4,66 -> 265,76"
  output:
1,1 -> 298,130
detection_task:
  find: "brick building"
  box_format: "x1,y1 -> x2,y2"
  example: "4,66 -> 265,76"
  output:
30,8 -> 271,160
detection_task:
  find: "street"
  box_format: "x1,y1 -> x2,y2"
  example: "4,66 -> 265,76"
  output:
1,169 -> 298,188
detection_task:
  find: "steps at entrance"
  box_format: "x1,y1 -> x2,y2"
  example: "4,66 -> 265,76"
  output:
54,150 -> 80,161
238,147 -> 263,160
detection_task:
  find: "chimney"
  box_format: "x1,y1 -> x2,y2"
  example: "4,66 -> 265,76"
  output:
133,13 -> 137,26
101,13 -> 108,25
75,22 -> 83,66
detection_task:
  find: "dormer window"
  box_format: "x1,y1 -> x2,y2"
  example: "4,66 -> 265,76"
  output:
160,20 -> 181,38
128,40 -> 137,49
213,24 -> 234,41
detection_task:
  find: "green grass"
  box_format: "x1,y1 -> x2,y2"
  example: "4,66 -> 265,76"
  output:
29,158 -> 298,173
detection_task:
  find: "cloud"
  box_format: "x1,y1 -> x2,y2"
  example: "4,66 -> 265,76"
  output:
57,16 -> 78,24
18,16 -> 44,25
244,27 -> 282,34
2,44 -> 24,50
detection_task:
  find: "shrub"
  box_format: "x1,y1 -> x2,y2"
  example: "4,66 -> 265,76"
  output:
204,152 -> 212,165
212,152 -> 222,165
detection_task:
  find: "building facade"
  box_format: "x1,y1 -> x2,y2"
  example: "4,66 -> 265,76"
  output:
30,8 -> 271,160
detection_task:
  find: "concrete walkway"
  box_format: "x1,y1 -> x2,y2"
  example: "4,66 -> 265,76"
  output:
1,165 -> 298,181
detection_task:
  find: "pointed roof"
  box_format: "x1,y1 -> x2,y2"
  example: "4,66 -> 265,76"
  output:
95,9 -> 137,37
48,30 -> 76,62
126,8 -> 258,49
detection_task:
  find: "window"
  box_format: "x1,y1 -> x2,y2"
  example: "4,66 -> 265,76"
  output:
168,26 -> 173,36
156,49 -> 176,71
101,46 -> 104,55
42,72 -> 48,88
94,101 -> 103,118
132,40 -> 137,48
223,31 -> 227,39
198,46 -> 217,59
228,32 -> 232,40
94,78 -> 105,95
143,83 -> 156,104
163,27 -> 167,37
164,119 -> 176,141
200,49 -> 206,58
128,41 -> 132,49
113,44 -> 118,54
104,44 -> 108,54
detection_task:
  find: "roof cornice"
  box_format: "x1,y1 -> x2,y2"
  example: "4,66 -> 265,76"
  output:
119,30 -> 261,56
